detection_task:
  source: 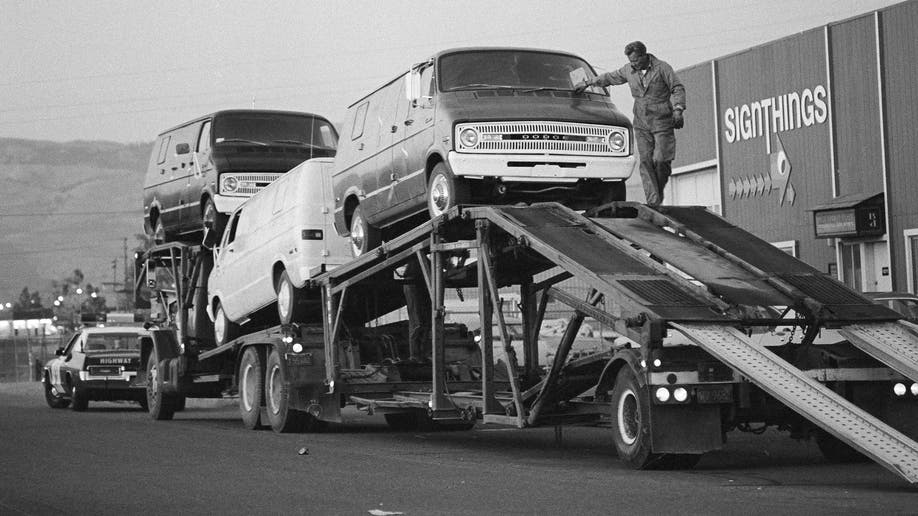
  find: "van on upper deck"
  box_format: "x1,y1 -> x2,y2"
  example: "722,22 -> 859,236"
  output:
332,47 -> 637,255
143,110 -> 338,248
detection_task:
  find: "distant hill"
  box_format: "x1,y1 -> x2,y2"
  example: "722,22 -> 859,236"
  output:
0,138 -> 153,306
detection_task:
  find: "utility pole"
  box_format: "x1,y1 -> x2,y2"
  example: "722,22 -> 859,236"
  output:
123,238 -> 130,309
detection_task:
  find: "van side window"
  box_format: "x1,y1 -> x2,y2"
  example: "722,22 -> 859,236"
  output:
351,102 -> 369,140
272,177 -> 287,215
156,136 -> 171,164
197,121 -> 212,154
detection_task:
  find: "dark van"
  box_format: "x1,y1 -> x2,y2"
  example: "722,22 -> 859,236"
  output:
143,110 -> 338,246
332,47 -> 636,255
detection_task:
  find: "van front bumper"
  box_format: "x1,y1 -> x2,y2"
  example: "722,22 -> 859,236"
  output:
447,152 -> 637,181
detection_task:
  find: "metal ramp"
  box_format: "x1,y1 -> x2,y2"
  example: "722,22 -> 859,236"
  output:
840,321 -> 918,383
672,322 -> 918,484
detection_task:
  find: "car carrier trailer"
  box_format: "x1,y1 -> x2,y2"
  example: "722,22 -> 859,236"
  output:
135,201 -> 918,484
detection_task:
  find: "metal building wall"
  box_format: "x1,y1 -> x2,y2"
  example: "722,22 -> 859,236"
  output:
829,15 -> 883,198
673,62 -> 716,168
881,1 -> 918,290
716,28 -> 836,270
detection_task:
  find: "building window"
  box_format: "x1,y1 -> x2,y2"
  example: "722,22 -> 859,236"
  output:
840,242 -> 863,292
771,240 -> 797,257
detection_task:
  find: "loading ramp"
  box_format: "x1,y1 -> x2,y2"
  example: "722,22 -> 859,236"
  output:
315,201 -> 918,483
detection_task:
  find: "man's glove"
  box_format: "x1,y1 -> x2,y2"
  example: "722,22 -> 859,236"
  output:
673,109 -> 685,129
573,80 -> 591,94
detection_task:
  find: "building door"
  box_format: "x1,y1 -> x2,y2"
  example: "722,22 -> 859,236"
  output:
906,231 -> 918,294
840,240 -> 890,292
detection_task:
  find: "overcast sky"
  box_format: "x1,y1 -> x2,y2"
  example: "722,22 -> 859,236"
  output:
0,0 -> 905,143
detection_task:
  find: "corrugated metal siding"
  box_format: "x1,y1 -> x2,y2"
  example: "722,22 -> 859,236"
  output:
880,1 -> 918,290
716,28 -> 835,270
830,15 -> 883,197
673,63 -> 715,168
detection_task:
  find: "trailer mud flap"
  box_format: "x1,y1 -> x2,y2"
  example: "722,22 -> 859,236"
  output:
650,403 -> 722,454
672,322 -> 918,484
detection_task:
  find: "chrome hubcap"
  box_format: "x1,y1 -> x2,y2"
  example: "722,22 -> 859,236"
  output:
241,363 -> 255,411
277,280 -> 291,321
430,175 -> 451,216
268,365 -> 282,415
617,389 -> 639,445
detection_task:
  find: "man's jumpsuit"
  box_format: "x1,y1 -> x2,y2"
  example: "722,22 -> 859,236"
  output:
593,55 -> 685,207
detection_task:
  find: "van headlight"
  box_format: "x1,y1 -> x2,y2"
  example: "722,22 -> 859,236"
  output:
607,130 -> 627,152
459,128 -> 479,149
221,176 -> 239,194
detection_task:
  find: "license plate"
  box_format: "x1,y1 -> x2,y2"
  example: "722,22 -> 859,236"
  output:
88,366 -> 121,376
695,386 -> 733,403
285,352 -> 313,366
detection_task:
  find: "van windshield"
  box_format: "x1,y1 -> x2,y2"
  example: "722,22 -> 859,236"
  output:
439,50 -> 596,92
213,113 -> 338,150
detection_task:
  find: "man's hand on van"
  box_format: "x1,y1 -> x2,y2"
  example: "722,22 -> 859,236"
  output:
573,80 -> 591,94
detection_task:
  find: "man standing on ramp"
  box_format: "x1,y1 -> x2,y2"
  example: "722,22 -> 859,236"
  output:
577,41 -> 685,207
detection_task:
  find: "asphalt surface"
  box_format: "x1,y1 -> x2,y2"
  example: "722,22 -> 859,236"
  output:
2,381 -> 917,515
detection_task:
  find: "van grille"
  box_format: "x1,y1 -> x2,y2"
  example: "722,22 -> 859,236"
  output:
455,121 -> 630,156
220,172 -> 283,196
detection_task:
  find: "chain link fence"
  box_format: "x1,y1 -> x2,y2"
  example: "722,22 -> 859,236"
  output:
0,332 -> 65,383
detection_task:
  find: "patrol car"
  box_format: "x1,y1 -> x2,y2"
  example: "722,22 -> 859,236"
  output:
42,326 -> 149,411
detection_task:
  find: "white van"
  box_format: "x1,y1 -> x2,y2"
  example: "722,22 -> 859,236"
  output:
207,158 -> 350,345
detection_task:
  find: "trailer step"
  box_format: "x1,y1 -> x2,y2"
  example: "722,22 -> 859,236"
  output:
840,322 -> 918,383
671,322 -> 918,484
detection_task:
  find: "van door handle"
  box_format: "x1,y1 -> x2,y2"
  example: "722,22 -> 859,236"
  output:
404,119 -> 413,126
390,173 -> 398,181
390,125 -> 398,133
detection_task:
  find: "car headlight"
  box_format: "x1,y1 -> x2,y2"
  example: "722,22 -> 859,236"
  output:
459,128 -> 479,149
607,131 -> 626,152
222,176 -> 238,193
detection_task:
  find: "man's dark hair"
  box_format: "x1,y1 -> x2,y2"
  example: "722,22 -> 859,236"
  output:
624,41 -> 647,56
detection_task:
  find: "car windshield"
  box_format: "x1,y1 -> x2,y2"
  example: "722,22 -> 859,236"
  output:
213,114 -> 338,150
883,298 -> 918,321
439,50 -> 596,92
83,333 -> 142,352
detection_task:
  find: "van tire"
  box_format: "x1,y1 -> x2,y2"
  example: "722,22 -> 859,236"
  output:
202,199 -> 226,249
427,163 -> 470,218
276,270 -> 301,325
214,301 -> 240,347
239,347 -> 266,430
349,205 -> 381,257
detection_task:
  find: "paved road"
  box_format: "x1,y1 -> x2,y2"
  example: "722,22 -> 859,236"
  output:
1,381 -> 916,515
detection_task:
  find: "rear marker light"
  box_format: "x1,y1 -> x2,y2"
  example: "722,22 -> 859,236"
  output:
673,387 -> 689,402
894,383 -> 907,396
655,387 -> 670,402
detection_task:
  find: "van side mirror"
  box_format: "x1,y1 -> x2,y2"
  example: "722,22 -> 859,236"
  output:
55,347 -> 64,356
175,143 -> 191,155
405,71 -> 420,102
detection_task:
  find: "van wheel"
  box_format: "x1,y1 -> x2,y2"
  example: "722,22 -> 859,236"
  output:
349,205 -> 381,257
213,301 -> 240,347
239,347 -> 266,430
276,270 -> 301,325
428,163 -> 470,218
202,199 -> 227,249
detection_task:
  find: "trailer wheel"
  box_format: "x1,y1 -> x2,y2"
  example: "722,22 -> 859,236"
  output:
349,205 -> 380,257
815,429 -> 868,463
239,347 -> 266,430
146,352 -> 176,420
265,348 -> 318,433
610,367 -> 657,469
427,163 -> 469,219
70,383 -> 89,412
214,300 -> 240,347
43,376 -> 70,409
276,270 -> 301,325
